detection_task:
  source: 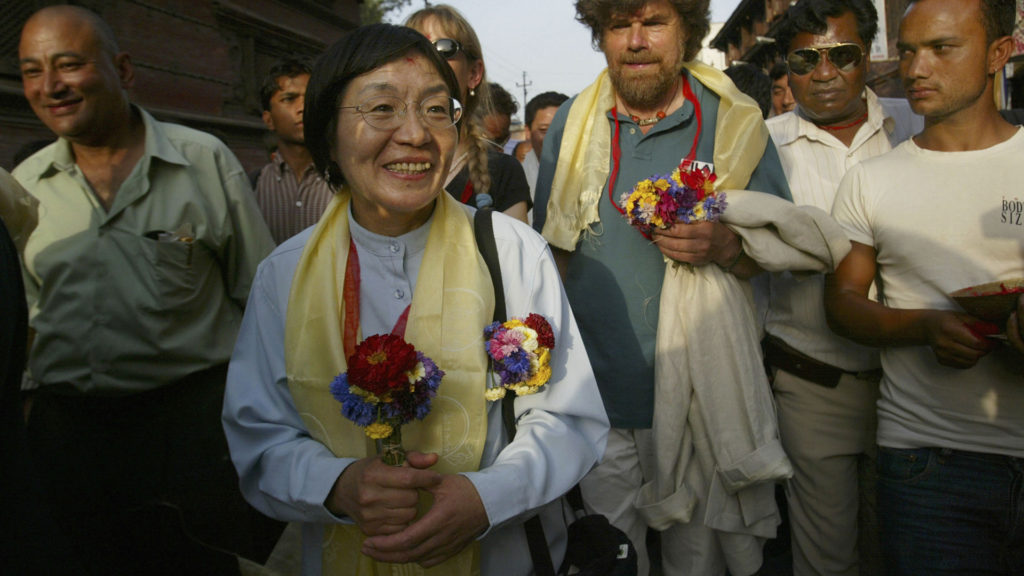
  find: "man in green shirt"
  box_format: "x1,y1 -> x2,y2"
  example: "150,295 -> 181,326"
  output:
14,5 -> 275,574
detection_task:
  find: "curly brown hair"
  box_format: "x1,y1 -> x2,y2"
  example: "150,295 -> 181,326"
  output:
574,0 -> 710,62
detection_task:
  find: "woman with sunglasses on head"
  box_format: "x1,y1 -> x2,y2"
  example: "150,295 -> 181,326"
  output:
406,4 -> 531,223
221,23 -> 608,576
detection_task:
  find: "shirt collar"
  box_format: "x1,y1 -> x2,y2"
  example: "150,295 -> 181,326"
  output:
777,87 -> 894,147
271,150 -> 288,174
48,138 -> 76,174
348,202 -> 432,259
41,105 -> 188,177
138,107 -> 189,167
271,150 -> 319,179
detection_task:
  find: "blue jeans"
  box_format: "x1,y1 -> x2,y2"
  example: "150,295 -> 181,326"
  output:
877,446 -> 1024,576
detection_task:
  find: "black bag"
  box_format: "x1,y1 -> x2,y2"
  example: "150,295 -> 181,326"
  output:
558,485 -> 637,576
474,209 -> 638,576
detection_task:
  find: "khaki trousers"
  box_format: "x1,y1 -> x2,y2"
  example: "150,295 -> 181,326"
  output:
773,368 -> 882,576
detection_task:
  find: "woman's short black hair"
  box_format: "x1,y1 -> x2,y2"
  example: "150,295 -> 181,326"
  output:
304,23 -> 461,189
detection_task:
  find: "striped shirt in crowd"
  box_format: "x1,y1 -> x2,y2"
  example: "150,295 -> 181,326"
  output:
253,152 -> 334,244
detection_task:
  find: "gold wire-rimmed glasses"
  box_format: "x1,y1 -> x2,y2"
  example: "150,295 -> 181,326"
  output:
339,94 -> 463,131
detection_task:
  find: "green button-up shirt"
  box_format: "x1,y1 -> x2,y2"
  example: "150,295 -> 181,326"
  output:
14,108 -> 275,394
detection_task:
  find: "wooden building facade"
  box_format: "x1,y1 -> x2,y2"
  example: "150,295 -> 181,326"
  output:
1,0 -> 361,171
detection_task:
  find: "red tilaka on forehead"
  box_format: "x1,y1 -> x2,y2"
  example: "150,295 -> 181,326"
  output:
405,57 -> 415,64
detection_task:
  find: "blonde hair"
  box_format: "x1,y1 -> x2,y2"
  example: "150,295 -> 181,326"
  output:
406,4 -> 492,199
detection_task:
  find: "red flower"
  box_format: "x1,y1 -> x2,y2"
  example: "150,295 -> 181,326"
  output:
524,313 -> 555,349
678,162 -> 716,201
347,334 -> 418,396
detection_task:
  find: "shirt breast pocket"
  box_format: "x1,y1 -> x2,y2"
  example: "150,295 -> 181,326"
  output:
135,231 -> 216,310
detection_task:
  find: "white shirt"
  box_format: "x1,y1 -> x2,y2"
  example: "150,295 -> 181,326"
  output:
222,205 -> 609,575
832,129 -> 1024,457
763,90 -> 922,371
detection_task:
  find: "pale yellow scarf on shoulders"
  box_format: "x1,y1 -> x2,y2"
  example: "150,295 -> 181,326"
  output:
285,191 -> 492,576
540,61 -> 769,251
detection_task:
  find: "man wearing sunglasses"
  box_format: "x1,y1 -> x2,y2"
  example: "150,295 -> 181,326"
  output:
533,1 -> 795,574
762,1 -> 922,575
825,0 -> 1024,572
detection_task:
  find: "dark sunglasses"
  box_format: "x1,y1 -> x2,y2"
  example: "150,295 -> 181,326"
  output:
433,38 -> 463,60
786,43 -> 864,75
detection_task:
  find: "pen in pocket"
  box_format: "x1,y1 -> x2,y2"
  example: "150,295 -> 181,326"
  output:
144,223 -> 195,266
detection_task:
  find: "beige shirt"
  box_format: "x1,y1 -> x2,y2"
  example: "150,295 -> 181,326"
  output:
764,89 -> 922,371
0,167 -> 38,253
14,108 -> 275,393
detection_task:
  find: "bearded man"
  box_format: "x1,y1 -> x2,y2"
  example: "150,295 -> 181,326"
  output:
533,1 -> 794,574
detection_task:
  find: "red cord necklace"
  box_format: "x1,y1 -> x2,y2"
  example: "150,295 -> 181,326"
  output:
818,109 -> 868,132
620,77 -> 679,126
608,74 -> 702,219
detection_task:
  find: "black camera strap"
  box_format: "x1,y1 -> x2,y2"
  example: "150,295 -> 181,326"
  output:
474,208 -> 557,576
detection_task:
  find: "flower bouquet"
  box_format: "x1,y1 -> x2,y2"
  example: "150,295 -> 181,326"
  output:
329,334 -> 443,466
619,160 -> 726,234
483,313 -> 555,401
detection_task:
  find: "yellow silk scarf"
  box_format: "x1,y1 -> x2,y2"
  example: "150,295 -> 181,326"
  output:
540,61 -> 769,251
285,191 -> 492,576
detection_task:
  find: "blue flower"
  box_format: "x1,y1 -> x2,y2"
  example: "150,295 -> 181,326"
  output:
483,321 -> 502,341
331,374 -> 377,427
498,349 -> 533,383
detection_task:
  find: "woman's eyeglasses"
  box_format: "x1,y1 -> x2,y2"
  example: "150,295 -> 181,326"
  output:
786,43 -> 864,75
433,38 -> 462,60
340,95 -> 463,131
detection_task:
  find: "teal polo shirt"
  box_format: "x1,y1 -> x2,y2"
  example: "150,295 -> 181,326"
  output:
534,75 -> 791,429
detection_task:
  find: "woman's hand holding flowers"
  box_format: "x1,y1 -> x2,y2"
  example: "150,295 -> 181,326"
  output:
325,451 -> 442,536
361,471 -> 488,567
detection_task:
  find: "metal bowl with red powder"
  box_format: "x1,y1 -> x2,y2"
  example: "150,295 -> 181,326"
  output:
950,279 -> 1024,325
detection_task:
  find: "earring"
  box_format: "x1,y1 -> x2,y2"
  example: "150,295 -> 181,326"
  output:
469,88 -> 476,98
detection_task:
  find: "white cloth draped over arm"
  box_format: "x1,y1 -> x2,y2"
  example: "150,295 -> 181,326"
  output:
637,190 -> 851,575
